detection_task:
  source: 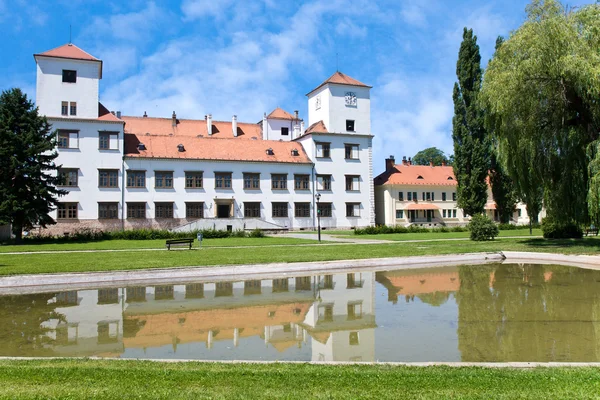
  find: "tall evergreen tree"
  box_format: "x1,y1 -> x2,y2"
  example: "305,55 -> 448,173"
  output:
452,28 -> 489,216
0,88 -> 66,242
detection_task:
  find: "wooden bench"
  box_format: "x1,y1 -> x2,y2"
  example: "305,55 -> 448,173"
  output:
166,238 -> 194,250
584,227 -> 599,237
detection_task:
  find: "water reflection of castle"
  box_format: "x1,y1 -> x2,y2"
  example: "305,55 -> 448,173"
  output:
38,272 -> 376,362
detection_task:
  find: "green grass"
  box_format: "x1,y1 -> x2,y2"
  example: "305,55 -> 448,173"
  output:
0,237 -> 598,276
0,236 -> 321,253
0,359 -> 599,399
345,228 -> 543,241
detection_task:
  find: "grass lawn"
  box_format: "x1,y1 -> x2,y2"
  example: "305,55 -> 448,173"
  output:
0,236 -> 321,253
344,228 -> 543,241
0,359 -> 599,399
0,237 -> 598,276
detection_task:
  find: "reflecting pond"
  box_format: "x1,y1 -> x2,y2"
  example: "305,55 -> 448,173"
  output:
2,263 -> 600,362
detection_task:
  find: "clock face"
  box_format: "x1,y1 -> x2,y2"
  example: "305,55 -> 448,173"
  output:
315,95 -> 321,110
345,91 -> 357,106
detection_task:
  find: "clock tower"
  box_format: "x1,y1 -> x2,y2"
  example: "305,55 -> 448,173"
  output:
305,71 -> 371,135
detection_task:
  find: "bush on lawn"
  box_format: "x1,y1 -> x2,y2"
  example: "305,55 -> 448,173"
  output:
541,218 -> 583,239
248,228 -> 265,238
468,214 -> 499,241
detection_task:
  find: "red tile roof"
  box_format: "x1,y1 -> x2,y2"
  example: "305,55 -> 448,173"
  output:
307,71 -> 371,95
304,120 -> 328,134
267,107 -> 298,120
374,164 -> 457,186
125,133 -> 311,164
122,116 -> 262,139
35,43 -> 100,62
405,203 -> 440,210
98,102 -> 123,122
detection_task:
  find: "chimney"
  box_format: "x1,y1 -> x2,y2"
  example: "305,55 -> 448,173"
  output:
408,157 -> 412,166
402,156 -> 408,166
262,112 -> 268,140
232,115 -> 238,137
143,111 -> 147,118
207,113 -> 213,136
385,155 -> 395,171
171,111 -> 177,128
294,110 -> 299,119
300,120 -> 305,134
116,111 -> 121,119
441,160 -> 447,167
430,159 -> 434,167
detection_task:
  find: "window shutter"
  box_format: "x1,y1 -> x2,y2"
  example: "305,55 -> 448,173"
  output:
109,134 -> 118,150
69,132 -> 79,149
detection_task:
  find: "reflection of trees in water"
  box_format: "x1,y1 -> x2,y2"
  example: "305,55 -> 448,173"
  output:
416,291 -> 451,307
457,264 -> 600,362
0,293 -> 64,356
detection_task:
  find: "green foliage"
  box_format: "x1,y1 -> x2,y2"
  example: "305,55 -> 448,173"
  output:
0,88 -> 67,241
587,139 -> 600,225
248,228 -> 265,238
468,214 -> 499,241
482,0 -> 600,225
541,218 -> 583,239
412,147 -> 451,166
452,28 -> 490,216
489,152 -> 518,223
354,225 -> 468,235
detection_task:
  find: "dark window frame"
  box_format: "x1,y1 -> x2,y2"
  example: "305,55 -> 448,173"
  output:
58,168 -> 78,187
271,174 -> 288,190
346,202 -> 360,217
294,202 -> 311,218
346,120 -> 355,132
98,202 -> 119,219
243,173 -> 260,190
155,202 -> 174,219
244,202 -> 261,218
186,202 -> 204,219
316,142 -> 331,158
98,169 -> 119,188
62,69 -> 77,83
345,175 -> 360,191
57,202 -> 78,219
317,174 -> 332,191
99,132 -> 119,150
272,202 -> 288,218
317,202 -> 332,217
155,171 -> 174,189
215,172 -> 232,189
185,171 -> 203,188
294,174 -> 310,190
126,202 -> 146,219
281,127 -> 289,136
127,170 -> 146,188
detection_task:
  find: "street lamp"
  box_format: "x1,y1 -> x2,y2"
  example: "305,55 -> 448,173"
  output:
315,193 -> 322,243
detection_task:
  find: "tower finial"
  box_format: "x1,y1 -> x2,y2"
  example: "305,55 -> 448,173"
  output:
69,25 -> 72,44
336,52 -> 339,72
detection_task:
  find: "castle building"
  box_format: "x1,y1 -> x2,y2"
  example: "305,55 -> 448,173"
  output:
34,43 -> 375,233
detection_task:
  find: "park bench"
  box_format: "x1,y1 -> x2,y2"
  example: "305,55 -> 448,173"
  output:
166,238 -> 194,250
584,227 -> 599,237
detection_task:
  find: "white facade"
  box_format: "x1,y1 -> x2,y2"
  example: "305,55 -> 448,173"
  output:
34,44 -> 376,232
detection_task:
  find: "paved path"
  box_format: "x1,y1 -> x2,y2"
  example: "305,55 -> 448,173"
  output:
272,232 -> 397,244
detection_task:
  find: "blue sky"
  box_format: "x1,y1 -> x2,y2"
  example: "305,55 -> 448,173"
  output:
0,0 -> 592,174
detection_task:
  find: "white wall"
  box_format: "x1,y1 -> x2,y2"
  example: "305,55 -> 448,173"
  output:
36,57 -> 101,119
307,86 -> 330,131
307,85 -> 371,135
265,118 -> 302,141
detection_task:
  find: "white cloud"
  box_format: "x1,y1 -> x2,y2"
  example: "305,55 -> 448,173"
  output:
181,0 -> 234,20
400,3 -> 427,27
335,18 -> 368,38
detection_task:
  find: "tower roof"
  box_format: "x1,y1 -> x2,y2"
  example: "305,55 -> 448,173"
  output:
306,71 -> 371,96
34,43 -> 100,62
267,107 -> 298,120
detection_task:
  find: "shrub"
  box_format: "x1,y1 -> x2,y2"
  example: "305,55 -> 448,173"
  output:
468,214 -> 499,241
541,218 -> 583,239
248,228 -> 265,238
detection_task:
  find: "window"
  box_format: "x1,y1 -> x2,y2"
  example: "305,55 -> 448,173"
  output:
317,202 -> 332,217
244,202 -> 261,218
453,209 -> 457,218
62,69 -> 76,83
426,192 -> 431,201
98,288 -> 119,305
349,332 -> 360,346
322,275 -> 334,290
57,130 -> 78,149
215,282 -> 233,297
155,202 -> 174,218
518,209 -> 522,217
271,174 -> 287,190
452,192 -> 457,201
61,101 -> 68,116
423,192 -> 426,201
154,285 -> 174,300
398,192 -> 404,201
244,280 -> 262,296
155,171 -> 173,188
186,202 -> 204,219
57,203 -> 78,219
186,284 -> 204,299
407,192 -> 412,201
317,174 -> 331,191
413,192 -> 417,200
185,171 -> 203,188
127,202 -> 146,219
319,304 -> 334,322
273,278 -> 289,293
347,273 -> 363,289
345,175 -> 360,191
346,120 -> 355,131
98,169 -> 118,188
58,168 -> 78,187
99,132 -> 119,150
442,192 -> 447,201
98,202 -> 118,219
272,202 -> 288,217
294,174 -> 310,190
295,202 -> 311,218
345,144 -> 359,159
127,171 -> 146,188
70,102 -> 77,116
281,127 -> 289,136
215,172 -> 232,188
346,202 -> 360,217
443,209 -> 447,218
243,173 -> 260,189
396,210 -> 404,219
347,302 -> 363,320
316,142 -> 330,158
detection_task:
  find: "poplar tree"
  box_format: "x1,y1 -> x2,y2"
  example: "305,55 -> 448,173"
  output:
452,28 -> 489,216
0,88 -> 66,242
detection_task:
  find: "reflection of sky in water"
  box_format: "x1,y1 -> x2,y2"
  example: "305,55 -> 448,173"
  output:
2,263 -> 600,362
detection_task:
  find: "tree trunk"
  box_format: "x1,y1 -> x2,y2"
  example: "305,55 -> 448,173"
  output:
13,223 -> 22,244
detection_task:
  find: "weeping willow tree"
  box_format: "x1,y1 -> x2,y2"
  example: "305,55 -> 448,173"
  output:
482,0 -> 600,225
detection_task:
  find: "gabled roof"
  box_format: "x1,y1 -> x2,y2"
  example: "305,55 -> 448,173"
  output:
98,103 -> 123,122
267,107 -> 298,121
122,116 -> 262,139
35,43 -> 100,62
374,164 -> 457,186
307,71 -> 371,95
304,120 -> 328,134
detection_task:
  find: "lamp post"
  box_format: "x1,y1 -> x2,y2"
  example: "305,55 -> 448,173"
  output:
315,193 -> 322,243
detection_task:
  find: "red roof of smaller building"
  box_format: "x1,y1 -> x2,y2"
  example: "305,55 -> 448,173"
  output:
304,120 -> 328,134
375,164 -> 457,186
307,71 -> 371,95
35,43 -> 100,62
267,107 -> 298,120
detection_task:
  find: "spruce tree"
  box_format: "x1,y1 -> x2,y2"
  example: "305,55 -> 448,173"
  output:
0,88 -> 66,242
452,28 -> 489,216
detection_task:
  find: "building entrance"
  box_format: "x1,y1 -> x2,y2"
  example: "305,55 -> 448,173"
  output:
217,204 -> 231,218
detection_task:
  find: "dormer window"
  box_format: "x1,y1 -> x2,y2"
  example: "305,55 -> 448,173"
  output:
291,149 -> 299,156
62,70 -> 77,83
266,148 -> 274,155
137,143 -> 146,151
177,144 -> 185,152
417,175 -> 424,180
447,176 -> 454,180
